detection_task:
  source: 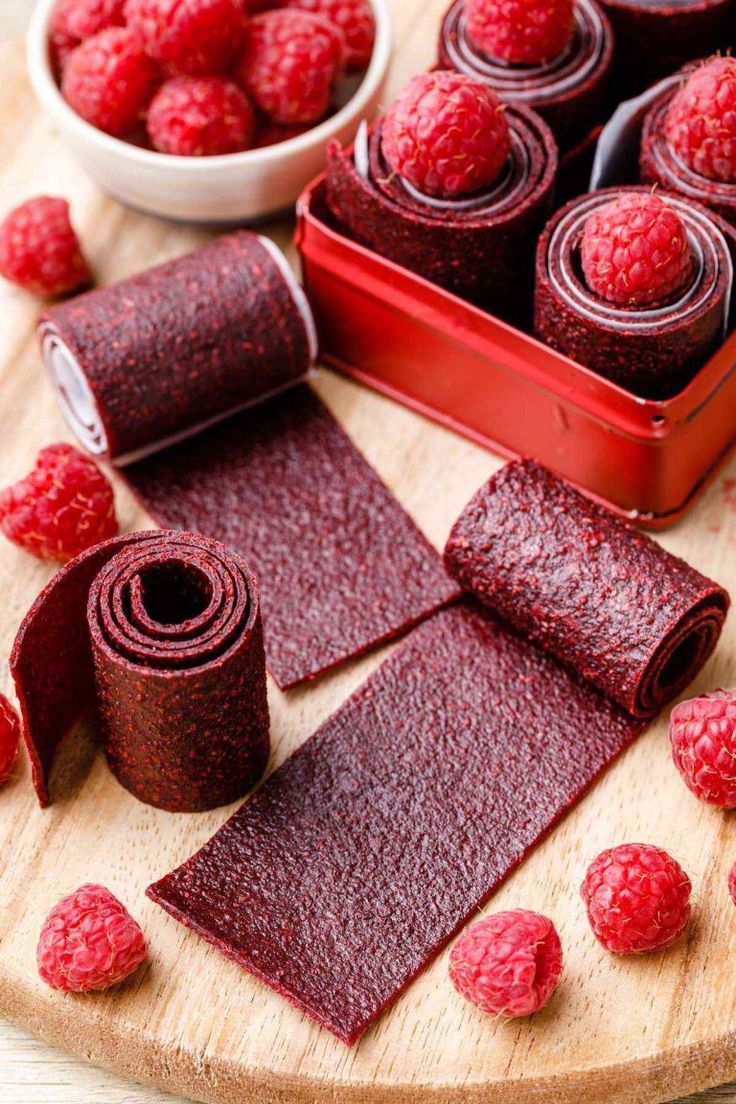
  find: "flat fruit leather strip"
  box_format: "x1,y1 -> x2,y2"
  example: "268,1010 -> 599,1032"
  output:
39,231 -> 459,689
11,531 -> 269,810
148,461 -> 727,1043
148,601 -> 644,1044
122,386 -> 460,688
445,459 -> 730,716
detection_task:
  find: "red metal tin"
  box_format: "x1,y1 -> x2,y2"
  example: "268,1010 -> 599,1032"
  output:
296,174 -> 736,528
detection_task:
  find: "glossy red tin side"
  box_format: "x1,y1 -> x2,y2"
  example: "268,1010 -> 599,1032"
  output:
296,175 -> 736,527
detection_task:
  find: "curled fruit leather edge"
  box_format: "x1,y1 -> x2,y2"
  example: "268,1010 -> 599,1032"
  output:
148,458 -> 729,1043
37,231 -> 460,695
11,530 -> 270,811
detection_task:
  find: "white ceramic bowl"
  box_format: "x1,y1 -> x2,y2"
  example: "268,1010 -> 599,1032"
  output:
26,0 -> 391,222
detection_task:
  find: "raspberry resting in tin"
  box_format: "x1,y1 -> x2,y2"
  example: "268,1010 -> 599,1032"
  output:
438,0 -> 613,152
641,59 -> 736,229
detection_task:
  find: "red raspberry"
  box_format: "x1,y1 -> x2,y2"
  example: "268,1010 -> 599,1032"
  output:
665,57 -> 736,184
62,27 -> 159,137
580,192 -> 693,307
465,0 -> 574,65
125,0 -> 246,75
51,0 -> 126,44
381,72 -> 511,199
728,860 -> 736,906
449,910 -> 563,1018
235,10 -> 344,125
0,695 -> 21,786
280,0 -> 375,70
37,884 -> 147,992
669,689 -> 736,807
581,843 -> 692,954
0,197 -> 91,297
147,76 -> 255,155
0,443 -> 118,563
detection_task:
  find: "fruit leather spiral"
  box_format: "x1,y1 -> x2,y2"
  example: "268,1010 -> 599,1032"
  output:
39,232 -> 458,689
325,109 -> 557,319
534,187 -> 733,398
12,531 -> 269,811
446,460 -> 729,716
148,460 -> 728,1045
438,0 -> 613,152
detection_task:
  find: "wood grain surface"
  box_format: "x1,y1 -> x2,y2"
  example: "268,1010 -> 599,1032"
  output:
3,3 -> 736,1102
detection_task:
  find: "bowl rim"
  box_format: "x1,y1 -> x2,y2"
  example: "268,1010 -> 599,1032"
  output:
26,0 -> 392,173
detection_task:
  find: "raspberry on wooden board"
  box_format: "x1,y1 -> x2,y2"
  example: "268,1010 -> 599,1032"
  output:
0,197 -> 90,297
0,696 -> 20,786
670,689 -> 736,808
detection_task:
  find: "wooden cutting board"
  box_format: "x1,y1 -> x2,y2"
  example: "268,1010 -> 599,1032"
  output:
3,7 -> 736,1102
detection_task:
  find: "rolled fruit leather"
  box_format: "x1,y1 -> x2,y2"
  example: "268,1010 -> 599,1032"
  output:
148,460 -> 729,1043
325,106 -> 558,322
37,232 -> 460,691
12,531 -> 269,811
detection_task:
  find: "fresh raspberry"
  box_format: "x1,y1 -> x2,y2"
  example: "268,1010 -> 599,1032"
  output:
147,76 -> 255,155
581,843 -> 692,954
0,696 -> 21,786
0,444 -> 117,563
580,192 -> 693,307
669,689 -> 736,807
665,57 -> 736,184
235,10 -> 344,125
62,27 -> 159,136
0,197 -> 91,297
280,0 -> 375,70
51,0 -> 126,44
449,910 -> 563,1018
37,885 -> 147,992
465,0 -> 574,65
728,860 -> 736,906
125,0 -> 247,75
381,72 -> 511,199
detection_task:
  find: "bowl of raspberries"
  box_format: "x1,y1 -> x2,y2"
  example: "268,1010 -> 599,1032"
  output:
27,0 -> 390,221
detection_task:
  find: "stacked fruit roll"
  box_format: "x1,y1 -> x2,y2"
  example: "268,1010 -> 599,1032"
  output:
534,187 -> 733,397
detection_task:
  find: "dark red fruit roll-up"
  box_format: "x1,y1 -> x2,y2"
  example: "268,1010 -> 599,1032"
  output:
599,0 -> 733,97
38,231 -> 459,689
640,65 -> 736,230
39,232 -> 317,463
534,186 -> 733,398
324,107 -> 557,320
445,459 -> 729,718
438,0 -> 613,153
11,530 -> 269,810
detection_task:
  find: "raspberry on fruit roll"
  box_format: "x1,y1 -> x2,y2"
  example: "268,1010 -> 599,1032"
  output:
326,71 -> 558,320
641,58 -> 736,229
438,0 -> 613,153
534,187 -> 733,397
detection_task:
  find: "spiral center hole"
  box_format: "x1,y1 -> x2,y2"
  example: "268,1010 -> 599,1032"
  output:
657,631 -> 701,691
139,561 -> 212,626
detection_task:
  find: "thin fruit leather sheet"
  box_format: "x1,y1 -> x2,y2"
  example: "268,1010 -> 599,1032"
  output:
40,231 -> 459,689
147,461 -> 728,1044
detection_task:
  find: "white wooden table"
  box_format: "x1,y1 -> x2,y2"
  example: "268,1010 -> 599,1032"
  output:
0,2 -> 734,1102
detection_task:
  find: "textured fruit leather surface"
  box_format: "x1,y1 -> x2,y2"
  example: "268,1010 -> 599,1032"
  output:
123,386 -> 460,688
148,460 -> 728,1045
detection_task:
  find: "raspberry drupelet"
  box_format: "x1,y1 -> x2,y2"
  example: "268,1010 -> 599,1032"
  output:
235,9 -> 345,125
0,197 -> 91,297
380,71 -> 511,199
665,57 -> 736,185
580,192 -> 694,307
0,443 -> 118,562
670,689 -> 736,808
465,0 -> 574,66
449,910 -> 563,1018
37,884 -> 147,992
581,843 -> 692,954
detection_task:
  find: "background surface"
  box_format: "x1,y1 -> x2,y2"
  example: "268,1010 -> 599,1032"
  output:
0,1 -> 734,1102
